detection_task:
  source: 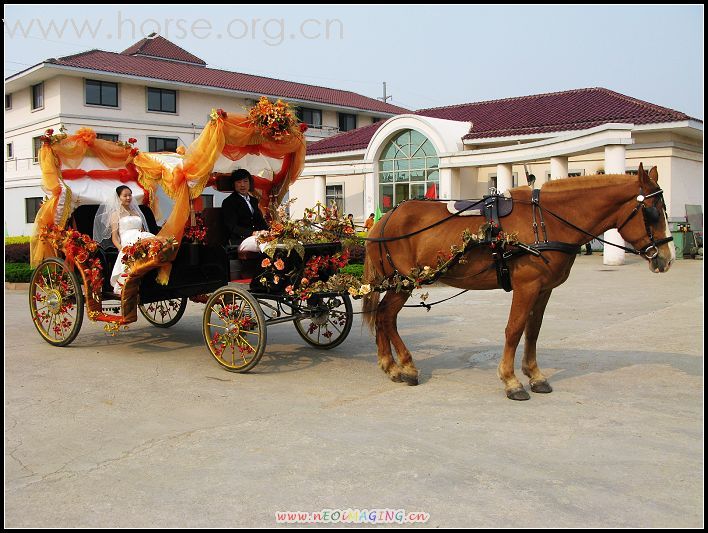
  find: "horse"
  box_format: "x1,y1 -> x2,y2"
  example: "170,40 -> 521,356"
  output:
362,164 -> 675,400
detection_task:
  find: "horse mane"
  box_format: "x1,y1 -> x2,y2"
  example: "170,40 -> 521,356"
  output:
540,174 -> 633,192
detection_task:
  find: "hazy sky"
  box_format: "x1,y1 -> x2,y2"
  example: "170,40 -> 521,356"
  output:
4,5 -> 704,118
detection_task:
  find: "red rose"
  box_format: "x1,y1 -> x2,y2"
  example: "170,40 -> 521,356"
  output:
130,148 -> 139,157
128,138 -> 137,144
46,129 -> 54,135
299,123 -> 308,133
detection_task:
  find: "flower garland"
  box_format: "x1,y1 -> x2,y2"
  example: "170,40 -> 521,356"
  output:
116,137 -> 140,158
183,212 -> 207,245
121,237 -> 179,269
247,96 -> 298,140
38,224 -> 103,300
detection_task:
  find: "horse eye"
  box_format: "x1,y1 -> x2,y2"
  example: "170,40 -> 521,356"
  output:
644,207 -> 660,224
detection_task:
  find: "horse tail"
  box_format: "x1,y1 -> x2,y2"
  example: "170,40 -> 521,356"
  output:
361,253 -> 381,335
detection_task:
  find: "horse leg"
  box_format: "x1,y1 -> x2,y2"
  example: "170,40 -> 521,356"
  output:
498,285 -> 541,400
521,289 -> 554,394
386,291 -> 419,385
375,290 -> 412,384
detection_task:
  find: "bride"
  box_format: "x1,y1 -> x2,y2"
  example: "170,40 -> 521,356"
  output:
94,185 -> 155,294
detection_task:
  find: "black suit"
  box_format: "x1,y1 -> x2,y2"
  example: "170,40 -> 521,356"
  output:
222,192 -> 269,246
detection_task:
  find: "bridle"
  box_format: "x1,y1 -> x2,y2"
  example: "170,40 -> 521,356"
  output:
616,187 -> 673,259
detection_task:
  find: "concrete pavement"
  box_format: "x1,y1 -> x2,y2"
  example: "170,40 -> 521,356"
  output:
4,255 -> 703,527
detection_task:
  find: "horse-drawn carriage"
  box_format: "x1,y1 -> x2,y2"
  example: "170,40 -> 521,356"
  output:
29,102 -> 353,372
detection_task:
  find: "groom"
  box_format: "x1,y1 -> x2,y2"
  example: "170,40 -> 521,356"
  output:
222,169 -> 269,252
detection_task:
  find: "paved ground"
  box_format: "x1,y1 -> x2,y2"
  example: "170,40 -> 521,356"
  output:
4,255 -> 703,527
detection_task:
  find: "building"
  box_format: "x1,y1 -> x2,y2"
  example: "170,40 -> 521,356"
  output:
293,87 -> 702,263
4,33 -> 407,236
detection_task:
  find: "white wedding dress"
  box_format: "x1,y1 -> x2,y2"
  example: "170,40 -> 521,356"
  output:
110,215 -> 155,292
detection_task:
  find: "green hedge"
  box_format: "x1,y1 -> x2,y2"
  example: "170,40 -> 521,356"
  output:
340,263 -> 363,278
5,236 -> 31,245
5,263 -> 33,283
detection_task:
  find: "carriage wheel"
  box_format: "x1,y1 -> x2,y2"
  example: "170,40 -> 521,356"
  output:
29,258 -> 84,347
294,294 -> 353,349
203,286 -> 267,372
139,297 -> 187,328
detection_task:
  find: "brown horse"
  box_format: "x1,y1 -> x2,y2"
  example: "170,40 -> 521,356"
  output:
362,164 -> 675,400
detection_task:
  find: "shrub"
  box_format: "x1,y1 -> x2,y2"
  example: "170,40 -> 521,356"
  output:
5,242 -> 31,263
5,236 -> 31,245
5,263 -> 33,283
340,263 -> 363,278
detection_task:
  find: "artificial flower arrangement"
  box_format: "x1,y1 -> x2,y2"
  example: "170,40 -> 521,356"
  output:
247,96 -> 298,140
249,200 -> 358,297
38,223 -> 103,300
40,126 -> 68,145
182,212 -> 207,245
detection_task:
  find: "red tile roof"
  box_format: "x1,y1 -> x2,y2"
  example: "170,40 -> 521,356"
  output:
121,34 -> 206,66
307,87 -> 701,154
42,38 -> 409,115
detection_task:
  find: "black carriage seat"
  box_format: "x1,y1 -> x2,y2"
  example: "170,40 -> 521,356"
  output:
201,206 -> 263,281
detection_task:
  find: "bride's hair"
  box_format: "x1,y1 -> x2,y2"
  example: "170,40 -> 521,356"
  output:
93,185 -> 148,244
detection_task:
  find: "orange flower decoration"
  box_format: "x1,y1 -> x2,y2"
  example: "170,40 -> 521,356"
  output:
75,127 -> 97,145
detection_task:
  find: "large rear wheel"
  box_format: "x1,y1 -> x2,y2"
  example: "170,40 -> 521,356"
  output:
29,258 -> 84,347
139,297 -> 187,328
203,286 -> 267,372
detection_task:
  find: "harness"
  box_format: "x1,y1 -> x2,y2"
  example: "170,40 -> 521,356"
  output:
370,185 -> 672,294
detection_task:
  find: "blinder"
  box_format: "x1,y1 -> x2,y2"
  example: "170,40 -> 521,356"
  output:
618,187 -> 672,258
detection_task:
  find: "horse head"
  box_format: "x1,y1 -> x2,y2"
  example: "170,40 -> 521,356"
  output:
616,163 -> 675,273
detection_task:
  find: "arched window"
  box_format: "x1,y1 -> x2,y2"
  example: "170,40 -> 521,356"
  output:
377,130 -> 439,212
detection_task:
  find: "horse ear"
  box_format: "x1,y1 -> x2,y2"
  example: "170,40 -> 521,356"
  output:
648,166 -> 659,184
637,162 -> 645,177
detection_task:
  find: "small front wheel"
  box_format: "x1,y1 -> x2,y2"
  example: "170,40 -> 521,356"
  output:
29,258 -> 84,347
203,286 -> 267,372
294,294 -> 353,349
139,297 -> 187,328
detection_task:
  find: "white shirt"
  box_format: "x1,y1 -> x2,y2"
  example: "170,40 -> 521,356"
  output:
239,193 -> 253,214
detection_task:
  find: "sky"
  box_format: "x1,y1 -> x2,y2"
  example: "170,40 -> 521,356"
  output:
4,5 -> 704,118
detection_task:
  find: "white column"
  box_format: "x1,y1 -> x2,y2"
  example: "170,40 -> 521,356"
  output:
603,145 -> 627,266
364,171 -> 375,217
439,168 -> 460,199
314,175 -> 326,207
550,156 -> 568,180
496,163 -> 513,193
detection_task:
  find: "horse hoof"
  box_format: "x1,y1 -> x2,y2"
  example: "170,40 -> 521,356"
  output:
506,387 -> 530,401
400,373 -> 419,386
530,380 -> 553,393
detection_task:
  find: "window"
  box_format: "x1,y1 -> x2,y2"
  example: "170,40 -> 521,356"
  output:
326,184 -> 344,215
338,113 -> 357,132
26,197 -> 43,223
5,93 -> 11,110
6,143 -> 14,160
200,194 -> 214,209
147,87 -> 177,113
31,83 -> 44,110
96,133 -> 119,142
33,137 -> 42,162
148,137 -> 178,152
625,167 -> 649,176
545,169 -> 585,180
488,172 -> 519,190
296,107 -> 322,128
378,130 -> 439,212
85,80 -> 118,107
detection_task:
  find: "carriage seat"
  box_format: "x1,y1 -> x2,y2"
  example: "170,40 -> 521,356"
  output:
201,207 -> 264,259
448,196 -> 514,217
